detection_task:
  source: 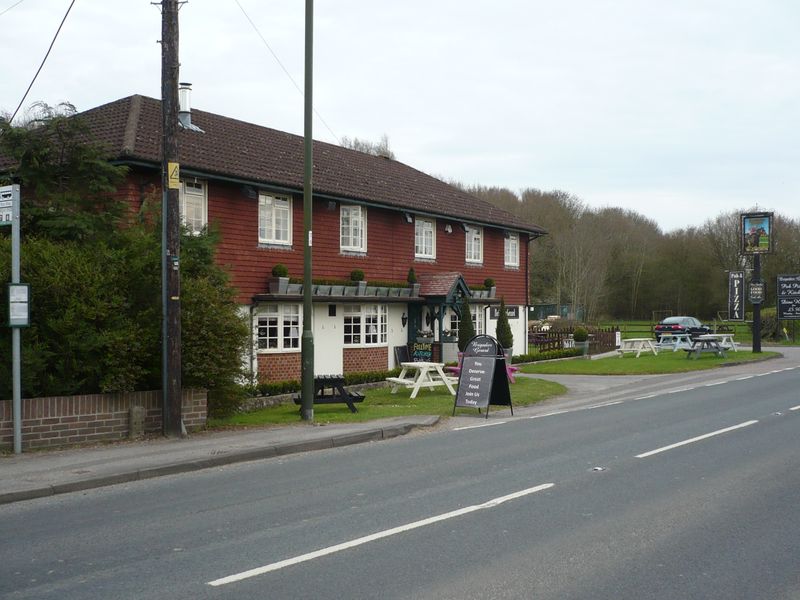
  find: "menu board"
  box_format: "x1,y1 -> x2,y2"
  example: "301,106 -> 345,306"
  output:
453,335 -> 512,417
777,275 -> 800,320
410,342 -> 433,362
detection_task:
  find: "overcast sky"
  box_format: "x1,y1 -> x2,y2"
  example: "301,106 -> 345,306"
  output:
3,1 -> 799,231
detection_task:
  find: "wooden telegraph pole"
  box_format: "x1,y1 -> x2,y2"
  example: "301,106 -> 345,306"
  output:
161,0 -> 182,436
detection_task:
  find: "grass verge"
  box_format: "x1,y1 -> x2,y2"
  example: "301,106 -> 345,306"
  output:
208,377 -> 567,427
518,350 -> 780,375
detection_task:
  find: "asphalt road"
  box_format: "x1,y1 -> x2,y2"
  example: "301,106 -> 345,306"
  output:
2,360 -> 799,599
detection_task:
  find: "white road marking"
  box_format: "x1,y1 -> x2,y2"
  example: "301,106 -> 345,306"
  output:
635,420 -> 759,459
635,394 -> 657,400
704,381 -> 726,387
207,483 -> 555,586
527,410 -> 568,419
454,421 -> 507,431
667,387 -> 695,394
736,376 -> 754,381
585,401 -> 623,409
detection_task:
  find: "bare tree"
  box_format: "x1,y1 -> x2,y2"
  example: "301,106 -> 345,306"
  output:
340,133 -> 396,159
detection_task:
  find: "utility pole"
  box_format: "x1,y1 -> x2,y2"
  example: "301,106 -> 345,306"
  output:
300,0 -> 315,421
161,0 -> 182,435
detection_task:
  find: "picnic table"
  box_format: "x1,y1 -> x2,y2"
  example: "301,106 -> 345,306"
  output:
293,375 -> 364,413
386,361 -> 458,399
618,337 -> 659,358
655,332 -> 694,352
684,334 -> 728,359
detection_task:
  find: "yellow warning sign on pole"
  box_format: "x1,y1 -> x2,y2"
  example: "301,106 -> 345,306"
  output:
168,162 -> 180,189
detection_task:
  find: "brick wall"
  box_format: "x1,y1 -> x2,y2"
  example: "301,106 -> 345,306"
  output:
0,389 -> 207,452
343,347 -> 389,374
258,352 -> 302,382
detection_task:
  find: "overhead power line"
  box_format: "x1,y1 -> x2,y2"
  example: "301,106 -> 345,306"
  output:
233,0 -> 339,143
10,0 -> 76,122
0,0 -> 28,18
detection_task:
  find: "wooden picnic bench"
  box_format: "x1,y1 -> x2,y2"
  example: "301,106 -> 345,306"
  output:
684,335 -> 727,359
293,375 -> 364,413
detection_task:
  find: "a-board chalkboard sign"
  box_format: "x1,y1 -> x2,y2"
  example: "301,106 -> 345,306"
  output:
410,342 -> 433,362
453,335 -> 512,418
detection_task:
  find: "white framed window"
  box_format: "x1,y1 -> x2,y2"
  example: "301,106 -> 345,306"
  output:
415,217 -> 436,259
257,305 -> 301,352
180,179 -> 207,235
465,225 -> 483,264
449,305 -> 485,335
259,193 -> 292,245
504,232 -> 519,267
344,304 -> 387,346
340,205 -> 366,252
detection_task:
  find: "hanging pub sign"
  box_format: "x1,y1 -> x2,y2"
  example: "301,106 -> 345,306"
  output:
728,271 -> 744,321
777,274 -> 800,320
453,334 -> 513,418
741,212 -> 774,255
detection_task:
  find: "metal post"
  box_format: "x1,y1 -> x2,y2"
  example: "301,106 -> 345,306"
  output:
752,254 -> 761,353
9,185 -> 22,454
161,0 -> 182,435
300,0 -> 315,421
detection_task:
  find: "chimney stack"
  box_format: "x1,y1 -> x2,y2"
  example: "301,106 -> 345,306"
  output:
178,82 -> 192,128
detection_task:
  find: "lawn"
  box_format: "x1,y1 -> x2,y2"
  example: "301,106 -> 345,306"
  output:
208,376 -> 567,427
518,349 -> 780,376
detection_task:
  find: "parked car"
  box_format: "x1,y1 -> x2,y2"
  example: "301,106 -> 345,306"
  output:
654,316 -> 710,341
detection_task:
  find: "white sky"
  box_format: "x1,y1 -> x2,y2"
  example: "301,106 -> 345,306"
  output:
2,0 -> 799,232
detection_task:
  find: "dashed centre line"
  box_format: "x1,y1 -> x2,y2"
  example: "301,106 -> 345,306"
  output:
635,420 -> 759,459
207,483 -> 554,586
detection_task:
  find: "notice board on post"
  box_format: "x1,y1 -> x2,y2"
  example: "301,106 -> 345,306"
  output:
453,335 -> 512,418
777,274 -> 800,320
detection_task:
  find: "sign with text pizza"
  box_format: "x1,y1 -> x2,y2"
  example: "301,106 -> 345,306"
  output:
728,271 -> 744,321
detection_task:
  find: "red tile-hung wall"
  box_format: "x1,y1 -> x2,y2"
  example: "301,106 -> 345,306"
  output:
122,174 -> 531,306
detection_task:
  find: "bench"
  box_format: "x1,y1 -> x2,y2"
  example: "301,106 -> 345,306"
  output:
292,375 -> 365,413
684,335 -> 727,360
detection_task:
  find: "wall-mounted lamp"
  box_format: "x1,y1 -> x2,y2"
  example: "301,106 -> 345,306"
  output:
401,312 -> 408,328
444,224 -> 453,234
241,185 -> 258,199
327,200 -> 337,211
460,223 -> 468,232
404,212 -> 413,224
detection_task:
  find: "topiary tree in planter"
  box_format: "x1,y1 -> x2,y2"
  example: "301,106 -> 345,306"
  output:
496,297 -> 514,356
457,295 -> 476,352
573,326 -> 589,356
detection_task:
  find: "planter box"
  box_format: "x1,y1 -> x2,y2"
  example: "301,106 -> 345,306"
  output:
287,283 -> 302,294
269,277 -> 289,294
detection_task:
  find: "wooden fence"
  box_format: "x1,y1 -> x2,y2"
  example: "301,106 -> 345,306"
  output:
529,327 -> 619,356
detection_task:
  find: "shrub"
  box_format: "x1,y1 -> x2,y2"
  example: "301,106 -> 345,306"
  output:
458,295 -> 476,352
483,278 -> 495,289
511,348 -> 583,363
573,327 -> 589,342
496,297 -> 514,349
271,263 -> 289,277
407,267 -> 417,284
350,269 -> 365,282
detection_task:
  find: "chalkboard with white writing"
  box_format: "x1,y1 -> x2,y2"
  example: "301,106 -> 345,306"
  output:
453,335 -> 512,418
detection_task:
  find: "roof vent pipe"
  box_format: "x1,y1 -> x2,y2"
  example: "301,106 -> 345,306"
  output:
178,82 -> 192,128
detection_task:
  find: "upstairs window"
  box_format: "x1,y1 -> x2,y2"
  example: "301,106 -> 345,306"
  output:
259,193 -> 292,245
504,232 -> 519,267
340,205 -> 366,252
465,225 -> 483,264
415,217 -> 436,259
180,179 -> 207,235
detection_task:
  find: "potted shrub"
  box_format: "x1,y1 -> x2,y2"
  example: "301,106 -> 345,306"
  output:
484,277 -> 496,297
496,297 -> 514,359
269,264 -> 289,294
573,326 -> 589,356
350,269 -> 367,294
407,267 -> 421,296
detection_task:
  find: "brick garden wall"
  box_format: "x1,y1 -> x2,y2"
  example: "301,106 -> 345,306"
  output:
0,389 -> 206,451
258,352 -> 302,382
343,347 -> 389,374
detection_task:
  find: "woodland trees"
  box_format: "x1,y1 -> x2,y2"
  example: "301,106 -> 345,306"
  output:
467,185 -> 800,321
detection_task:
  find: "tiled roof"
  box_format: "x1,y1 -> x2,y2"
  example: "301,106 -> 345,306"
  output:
72,95 -> 546,235
419,272 -> 463,297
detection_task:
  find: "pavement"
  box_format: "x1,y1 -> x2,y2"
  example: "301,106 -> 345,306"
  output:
2,346 -> 795,507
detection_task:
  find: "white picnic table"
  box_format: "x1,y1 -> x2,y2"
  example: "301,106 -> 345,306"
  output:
386,361 -> 458,399
655,332 -> 694,352
618,337 -> 659,358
